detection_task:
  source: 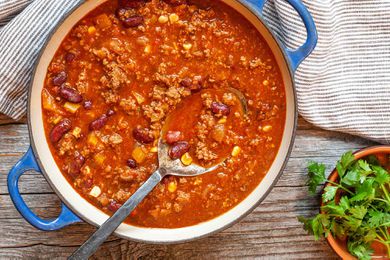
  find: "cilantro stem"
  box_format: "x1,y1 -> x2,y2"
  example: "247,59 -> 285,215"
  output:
385,242 -> 390,258
374,239 -> 390,245
326,180 -> 354,195
378,227 -> 388,243
375,232 -> 390,258
379,222 -> 390,228
372,198 -> 390,205
381,184 -> 390,203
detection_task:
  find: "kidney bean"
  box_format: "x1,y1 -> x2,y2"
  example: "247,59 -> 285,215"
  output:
50,118 -> 72,143
52,71 -> 67,86
122,15 -> 144,28
59,86 -> 83,103
163,0 -> 186,6
89,114 -> 108,131
127,159 -> 137,169
168,141 -> 190,160
68,154 -> 85,177
65,52 -> 75,63
211,102 -> 230,116
133,126 -> 154,144
165,131 -> 184,144
83,100 -> 92,109
107,200 -> 122,212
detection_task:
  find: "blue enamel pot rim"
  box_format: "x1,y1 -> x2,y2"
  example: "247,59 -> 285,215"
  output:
18,0 -> 316,244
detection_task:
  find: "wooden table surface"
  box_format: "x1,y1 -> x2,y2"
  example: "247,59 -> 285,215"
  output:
0,114 -> 376,259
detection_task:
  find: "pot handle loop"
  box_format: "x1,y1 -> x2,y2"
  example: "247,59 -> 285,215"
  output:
7,147 -> 81,231
245,0 -> 317,71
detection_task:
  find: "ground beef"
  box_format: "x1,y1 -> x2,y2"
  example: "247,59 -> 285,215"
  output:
195,141 -> 217,161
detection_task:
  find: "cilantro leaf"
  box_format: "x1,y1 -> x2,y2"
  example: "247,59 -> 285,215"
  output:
347,240 -> 373,260
322,201 -> 344,216
349,191 -> 368,203
372,165 -> 390,185
341,169 -> 360,186
343,206 -> 367,232
354,178 -> 375,202
336,151 -> 355,177
307,162 -> 326,194
339,196 -> 350,211
322,186 -> 338,203
367,210 -> 386,228
358,160 -> 372,172
349,205 -> 368,220
298,214 -> 330,241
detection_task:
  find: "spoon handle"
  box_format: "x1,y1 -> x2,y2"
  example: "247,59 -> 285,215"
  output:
69,169 -> 163,260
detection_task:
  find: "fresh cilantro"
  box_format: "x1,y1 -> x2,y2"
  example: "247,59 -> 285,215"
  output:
299,151 -> 390,259
342,169 -> 360,186
322,186 -> 338,202
307,162 -> 326,194
336,151 -> 355,178
367,210 -> 386,228
372,165 -> 390,185
348,241 -> 373,260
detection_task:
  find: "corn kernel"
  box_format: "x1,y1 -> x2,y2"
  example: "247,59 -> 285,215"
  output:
72,127 -> 82,138
94,153 -> 106,165
183,43 -> 192,50
52,116 -> 62,124
144,45 -> 151,54
132,147 -> 146,163
132,91 -> 145,104
169,13 -> 179,23
150,147 -> 158,153
64,102 -> 80,113
88,26 -> 96,34
168,181 -> 177,193
263,80 -> 269,86
262,125 -> 273,132
87,133 -> 99,146
231,146 -> 241,157
158,15 -> 168,23
89,186 -> 101,197
181,152 -> 193,166
218,117 -> 227,124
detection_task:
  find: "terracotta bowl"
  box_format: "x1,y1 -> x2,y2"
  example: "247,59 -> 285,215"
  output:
324,146 -> 390,259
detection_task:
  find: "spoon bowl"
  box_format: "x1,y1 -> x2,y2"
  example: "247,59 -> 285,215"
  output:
157,139 -> 220,177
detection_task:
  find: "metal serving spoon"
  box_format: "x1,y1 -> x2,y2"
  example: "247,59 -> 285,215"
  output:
69,88 -> 247,259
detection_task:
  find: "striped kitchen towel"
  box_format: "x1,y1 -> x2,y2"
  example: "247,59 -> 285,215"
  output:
0,0 -> 83,118
263,0 -> 390,144
1,0 -> 390,143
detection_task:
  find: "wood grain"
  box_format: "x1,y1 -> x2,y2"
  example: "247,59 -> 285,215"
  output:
0,115 -> 376,259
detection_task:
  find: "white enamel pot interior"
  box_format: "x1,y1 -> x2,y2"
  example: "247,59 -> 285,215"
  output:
28,0 -> 296,243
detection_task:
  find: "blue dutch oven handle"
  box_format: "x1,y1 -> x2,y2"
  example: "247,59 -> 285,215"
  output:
244,0 -> 318,71
7,147 -> 81,231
